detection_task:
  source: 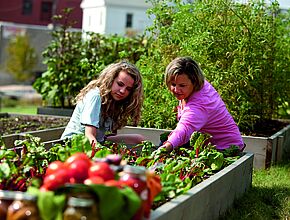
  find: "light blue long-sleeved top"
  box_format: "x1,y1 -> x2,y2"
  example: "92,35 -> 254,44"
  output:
61,88 -> 113,142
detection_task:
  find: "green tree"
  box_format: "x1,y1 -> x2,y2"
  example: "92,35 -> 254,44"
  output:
138,0 -> 290,131
5,34 -> 37,81
33,8 -> 150,107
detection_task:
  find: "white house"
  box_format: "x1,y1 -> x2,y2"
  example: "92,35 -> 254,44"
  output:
80,0 -> 289,36
80,0 -> 152,35
235,0 -> 290,11
277,0 -> 290,10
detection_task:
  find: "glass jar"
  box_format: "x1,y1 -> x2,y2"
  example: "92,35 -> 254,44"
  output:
6,191 -> 39,220
63,196 -> 101,220
119,165 -> 149,220
0,190 -> 16,220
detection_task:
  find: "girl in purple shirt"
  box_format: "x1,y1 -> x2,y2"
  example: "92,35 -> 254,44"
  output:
159,57 -> 244,152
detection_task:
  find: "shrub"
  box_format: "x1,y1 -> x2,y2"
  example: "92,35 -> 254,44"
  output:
5,34 -> 37,82
33,8 -> 150,107
139,0 -> 290,131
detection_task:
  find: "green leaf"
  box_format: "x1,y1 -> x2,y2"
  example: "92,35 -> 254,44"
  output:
0,163 -> 11,178
28,187 -> 66,220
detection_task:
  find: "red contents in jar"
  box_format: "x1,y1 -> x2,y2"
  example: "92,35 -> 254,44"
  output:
119,165 -> 149,220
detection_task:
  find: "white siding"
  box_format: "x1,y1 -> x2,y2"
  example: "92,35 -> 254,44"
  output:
82,6 -> 106,34
81,0 -> 152,35
105,5 -> 150,35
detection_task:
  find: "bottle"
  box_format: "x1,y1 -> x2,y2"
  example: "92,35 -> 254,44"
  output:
0,190 -> 16,220
119,165 -> 149,220
63,196 -> 101,220
6,191 -> 40,220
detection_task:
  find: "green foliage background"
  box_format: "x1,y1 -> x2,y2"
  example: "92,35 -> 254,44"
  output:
5,34 -> 37,81
33,1 -> 290,132
138,0 -> 290,131
33,9 -> 149,107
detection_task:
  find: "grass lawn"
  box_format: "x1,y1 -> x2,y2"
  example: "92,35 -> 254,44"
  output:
0,105 -> 38,115
221,162 -> 290,220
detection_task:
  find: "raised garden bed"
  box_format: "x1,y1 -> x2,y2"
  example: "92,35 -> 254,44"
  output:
0,113 -> 68,148
0,131 -> 254,220
150,152 -> 254,220
37,106 -> 74,117
1,113 -> 289,169
119,124 -> 290,169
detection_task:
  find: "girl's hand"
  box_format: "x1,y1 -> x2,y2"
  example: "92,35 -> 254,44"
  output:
85,125 -> 98,144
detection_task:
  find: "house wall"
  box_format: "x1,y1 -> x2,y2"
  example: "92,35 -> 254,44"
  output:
105,5 -> 151,35
0,0 -> 83,28
81,6 -> 106,34
81,0 -> 152,35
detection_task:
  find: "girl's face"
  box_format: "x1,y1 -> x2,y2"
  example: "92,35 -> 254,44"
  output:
169,73 -> 194,101
111,70 -> 134,101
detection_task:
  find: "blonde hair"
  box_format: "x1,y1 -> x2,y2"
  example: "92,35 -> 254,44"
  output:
76,61 -> 144,130
165,57 -> 205,92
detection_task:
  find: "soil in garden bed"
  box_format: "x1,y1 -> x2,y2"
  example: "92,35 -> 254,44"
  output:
0,113 -> 289,138
240,119 -> 290,137
0,113 -> 70,135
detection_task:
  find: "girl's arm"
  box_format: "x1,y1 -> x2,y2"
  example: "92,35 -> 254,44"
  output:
85,125 -> 98,144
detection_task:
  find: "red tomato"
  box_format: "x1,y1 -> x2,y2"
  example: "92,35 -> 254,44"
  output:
45,161 -> 65,176
88,162 -> 115,181
84,176 -> 105,185
43,169 -> 70,191
65,152 -> 91,167
67,159 -> 90,183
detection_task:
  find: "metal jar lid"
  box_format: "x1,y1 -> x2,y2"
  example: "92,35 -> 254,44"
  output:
123,165 -> 146,175
67,197 -> 95,207
0,190 -> 36,201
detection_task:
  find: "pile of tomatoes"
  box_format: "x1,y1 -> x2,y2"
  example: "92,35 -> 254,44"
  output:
41,152 -> 122,191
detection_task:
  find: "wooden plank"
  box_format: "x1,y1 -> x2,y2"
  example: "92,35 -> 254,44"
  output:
242,136 -> 268,169
118,126 -> 171,146
23,127 -> 65,142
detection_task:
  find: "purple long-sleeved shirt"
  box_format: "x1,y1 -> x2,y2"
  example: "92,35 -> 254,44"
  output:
167,80 -> 244,150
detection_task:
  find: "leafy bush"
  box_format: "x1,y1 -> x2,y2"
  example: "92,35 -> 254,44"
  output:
33,2 -> 290,132
5,34 -> 37,82
33,8 -> 150,107
139,0 -> 290,131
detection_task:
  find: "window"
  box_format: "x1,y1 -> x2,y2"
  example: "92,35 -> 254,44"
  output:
22,0 -> 33,15
126,13 -> 133,28
40,1 -> 53,21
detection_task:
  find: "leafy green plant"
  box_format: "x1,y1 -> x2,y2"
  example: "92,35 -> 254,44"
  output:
5,34 -> 37,81
33,8 -> 84,107
0,134 -> 92,191
0,131 -> 240,208
33,8 -> 150,108
0,135 -> 50,190
93,132 -> 241,206
139,0 -> 290,131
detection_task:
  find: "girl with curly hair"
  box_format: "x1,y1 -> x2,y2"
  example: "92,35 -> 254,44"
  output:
61,60 -> 144,145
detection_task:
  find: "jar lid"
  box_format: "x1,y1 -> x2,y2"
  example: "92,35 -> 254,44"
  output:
0,190 -> 36,201
123,165 -> 146,175
67,197 -> 95,207
14,191 -> 37,201
0,190 -> 17,200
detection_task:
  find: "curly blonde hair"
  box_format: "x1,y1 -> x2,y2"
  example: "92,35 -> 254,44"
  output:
75,61 -> 144,131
